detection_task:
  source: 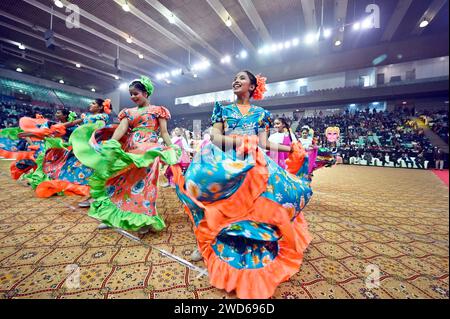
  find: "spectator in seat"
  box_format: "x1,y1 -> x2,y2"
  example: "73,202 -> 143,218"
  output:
434,147 -> 445,170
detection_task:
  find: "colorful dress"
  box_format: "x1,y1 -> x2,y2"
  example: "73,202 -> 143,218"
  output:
83,106 -> 180,231
26,113 -> 110,197
164,136 -> 193,186
268,131 -> 297,169
172,102 -> 313,299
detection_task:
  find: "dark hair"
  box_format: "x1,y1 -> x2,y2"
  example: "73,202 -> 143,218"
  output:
93,99 -> 105,112
275,117 -> 294,142
243,70 -> 257,98
129,81 -> 148,96
59,108 -> 70,117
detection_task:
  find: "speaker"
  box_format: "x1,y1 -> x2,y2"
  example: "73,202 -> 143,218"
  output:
44,29 -> 56,50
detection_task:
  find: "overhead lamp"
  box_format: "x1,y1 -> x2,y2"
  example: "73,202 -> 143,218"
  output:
138,53 -> 144,59
18,43 -> 25,50
334,40 -> 342,46
168,13 -> 176,24
292,38 -> 299,46
54,0 -> 63,8
126,36 -> 133,44
304,33 -> 316,45
193,73 -> 198,78
171,69 -> 182,76
225,16 -> 232,27
284,41 -> 291,49
165,79 -> 172,84
353,22 -> 361,31
277,43 -> 284,50
119,82 -> 128,89
91,88 -> 96,92
122,1 -> 130,12
362,17 -> 372,29
419,19 -> 429,28
114,75 -> 120,80
75,63 -> 81,68
59,79 -> 64,84
323,29 -> 332,38
16,67 -> 23,73
239,50 -> 248,59
220,55 -> 231,64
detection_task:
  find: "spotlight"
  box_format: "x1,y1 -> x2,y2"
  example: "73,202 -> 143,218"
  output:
353,22 -> 361,31
126,36 -> 133,44
54,0 -> 63,8
156,73 -> 163,80
59,79 -> 64,84
168,13 -> 176,24
362,18 -> 372,29
402,101 -> 407,105
334,40 -> 342,46
277,43 -> 284,50
193,73 -> 198,78
16,67 -> 23,73
323,29 -> 332,38
292,38 -> 299,46
171,69 -> 182,76
419,19 -> 429,28
138,53 -> 144,59
120,82 -> 128,89
225,16 -> 232,27
284,41 -> 291,49
114,75 -> 120,80
18,43 -> 25,50
270,44 -> 277,52
258,47 -> 264,54
240,50 -> 248,59
75,63 -> 81,68
304,33 -> 316,45
350,104 -> 356,107
220,55 -> 231,64
372,102 -> 379,105
91,88 -> 96,92
165,79 -> 172,84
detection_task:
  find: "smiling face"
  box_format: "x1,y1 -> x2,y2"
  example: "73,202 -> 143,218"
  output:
232,71 -> 255,99
273,119 -> 285,133
325,127 -> 340,143
129,86 -> 148,106
301,129 -> 309,139
89,101 -> 102,113
174,127 -> 182,137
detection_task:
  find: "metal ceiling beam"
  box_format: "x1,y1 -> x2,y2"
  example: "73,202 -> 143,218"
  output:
0,37 -> 119,85
412,0 -> 447,35
112,0 -> 225,74
22,0 -> 176,70
237,0 -> 272,43
205,0 -> 257,53
142,0 -> 223,60
333,0 -> 348,51
0,11 -> 150,80
381,0 -> 413,41
300,0 -> 317,32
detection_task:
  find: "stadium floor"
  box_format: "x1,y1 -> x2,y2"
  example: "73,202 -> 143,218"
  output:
0,160 -> 448,299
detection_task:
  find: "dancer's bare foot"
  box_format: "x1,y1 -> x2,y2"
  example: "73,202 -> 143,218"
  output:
190,249 -> 203,262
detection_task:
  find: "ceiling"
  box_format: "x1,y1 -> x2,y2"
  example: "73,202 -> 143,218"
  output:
0,0 -> 448,94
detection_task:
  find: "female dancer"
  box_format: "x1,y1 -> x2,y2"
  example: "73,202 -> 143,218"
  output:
82,77 -> 180,234
163,127 -> 193,187
25,99 -> 111,199
172,70 -> 312,299
267,117 -> 297,169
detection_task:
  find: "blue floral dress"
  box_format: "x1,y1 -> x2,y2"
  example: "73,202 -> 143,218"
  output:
174,102 -> 313,299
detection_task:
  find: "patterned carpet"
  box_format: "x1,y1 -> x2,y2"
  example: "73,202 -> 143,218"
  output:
0,160 -> 448,299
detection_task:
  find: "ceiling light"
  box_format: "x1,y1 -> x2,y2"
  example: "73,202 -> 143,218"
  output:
54,0 -> 63,8
16,67 -> 23,73
165,79 -> 171,84
168,13 -> 176,24
75,63 -> 81,68
353,22 -> 361,31
277,43 -> 284,50
138,53 -> 144,59
323,29 -> 332,38
304,33 -> 316,45
193,73 -> 198,78
402,101 -> 407,104
225,16 -> 232,27
126,36 -> 133,44
120,82 -> 128,89
239,50 -> 248,59
372,102 -> 379,105
91,88 -> 96,92
270,44 -> 277,52
18,43 -> 25,50
284,41 -> 291,49
292,38 -> 299,46
59,79 -> 64,84
362,18 -> 372,29
350,104 -> 356,107
419,20 -> 429,28
114,75 -> 119,80
334,40 -> 342,46
122,1 -> 130,12
220,55 -> 231,64
171,69 -> 182,76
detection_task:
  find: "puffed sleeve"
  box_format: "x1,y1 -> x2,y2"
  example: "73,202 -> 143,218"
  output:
118,108 -> 130,122
258,109 -> 273,133
211,101 -> 223,124
154,106 -> 171,120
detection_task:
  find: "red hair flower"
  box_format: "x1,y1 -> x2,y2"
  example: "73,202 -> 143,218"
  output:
103,99 -> 112,114
252,74 -> 267,100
